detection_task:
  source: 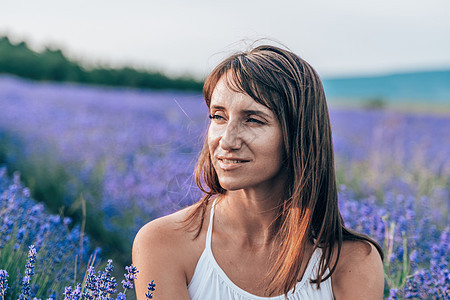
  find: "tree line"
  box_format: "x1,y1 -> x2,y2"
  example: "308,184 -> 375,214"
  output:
0,36 -> 203,91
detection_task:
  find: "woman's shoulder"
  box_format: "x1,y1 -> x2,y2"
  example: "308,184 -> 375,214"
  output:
132,203 -> 208,299
331,240 -> 384,299
132,201 -> 211,266
133,205 -> 197,250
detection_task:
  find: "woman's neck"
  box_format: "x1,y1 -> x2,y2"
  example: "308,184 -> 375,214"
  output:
215,189 -> 283,247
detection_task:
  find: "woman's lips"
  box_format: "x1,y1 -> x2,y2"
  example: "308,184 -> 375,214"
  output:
217,158 -> 249,170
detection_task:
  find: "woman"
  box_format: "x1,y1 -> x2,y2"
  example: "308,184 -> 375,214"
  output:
133,45 -> 384,299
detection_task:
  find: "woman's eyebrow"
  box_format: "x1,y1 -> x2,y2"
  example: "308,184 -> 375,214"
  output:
209,105 -> 272,119
210,105 -> 225,111
242,110 -> 271,119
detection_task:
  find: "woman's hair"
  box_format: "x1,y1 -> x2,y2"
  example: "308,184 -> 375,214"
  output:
185,44 -> 383,295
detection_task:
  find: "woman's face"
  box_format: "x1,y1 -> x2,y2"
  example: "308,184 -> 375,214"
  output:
208,77 -> 285,192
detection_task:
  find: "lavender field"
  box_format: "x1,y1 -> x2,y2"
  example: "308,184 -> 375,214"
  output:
0,75 -> 449,299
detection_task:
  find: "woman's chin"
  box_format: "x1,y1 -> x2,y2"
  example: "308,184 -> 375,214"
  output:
217,179 -> 246,191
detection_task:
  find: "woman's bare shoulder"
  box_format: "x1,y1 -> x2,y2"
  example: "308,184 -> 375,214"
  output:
331,240 -> 384,299
133,205 -> 196,252
132,205 -> 201,299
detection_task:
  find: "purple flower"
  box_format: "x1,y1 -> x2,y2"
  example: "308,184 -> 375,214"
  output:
145,280 -> 156,299
121,279 -> 133,291
83,266 -> 99,300
0,270 -> 9,297
25,245 -> 37,276
71,283 -> 82,300
122,265 -> 139,292
97,259 -> 117,298
18,275 -> 31,300
64,286 -> 73,300
115,292 -> 126,300
17,245 -> 38,299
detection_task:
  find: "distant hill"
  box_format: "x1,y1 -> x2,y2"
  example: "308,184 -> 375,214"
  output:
323,70 -> 450,104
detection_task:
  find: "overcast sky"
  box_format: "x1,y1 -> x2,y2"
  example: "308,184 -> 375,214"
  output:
1,0 -> 450,79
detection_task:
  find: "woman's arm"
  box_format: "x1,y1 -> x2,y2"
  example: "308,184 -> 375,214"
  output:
132,215 -> 191,300
331,240 -> 384,299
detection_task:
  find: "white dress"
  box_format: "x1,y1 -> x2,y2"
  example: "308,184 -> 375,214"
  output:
187,201 -> 335,299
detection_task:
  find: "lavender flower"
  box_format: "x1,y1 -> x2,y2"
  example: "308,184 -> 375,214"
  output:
25,245 -> 37,276
63,286 -> 73,300
63,282 -> 83,300
82,266 -> 99,300
18,245 -> 38,299
115,292 -> 126,300
98,260 -> 117,299
18,276 -> 31,300
71,283 -> 82,300
145,281 -> 156,299
59,265 -> 147,300
122,265 -> 139,292
0,270 -> 8,298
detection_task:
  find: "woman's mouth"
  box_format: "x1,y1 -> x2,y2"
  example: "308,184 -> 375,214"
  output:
221,159 -> 245,164
217,158 -> 249,170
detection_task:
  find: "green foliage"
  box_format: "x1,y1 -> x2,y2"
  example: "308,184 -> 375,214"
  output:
0,238 -> 29,299
0,36 -> 203,91
382,219 -> 410,289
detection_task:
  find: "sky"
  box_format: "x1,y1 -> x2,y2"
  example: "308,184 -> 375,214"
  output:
1,0 -> 450,79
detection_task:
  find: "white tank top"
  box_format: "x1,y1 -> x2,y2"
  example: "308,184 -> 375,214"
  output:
187,201 -> 335,299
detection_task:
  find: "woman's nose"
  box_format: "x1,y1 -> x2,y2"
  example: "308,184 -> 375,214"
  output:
219,122 -> 242,150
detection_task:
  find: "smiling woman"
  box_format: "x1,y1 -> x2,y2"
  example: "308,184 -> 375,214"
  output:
132,44 -> 385,299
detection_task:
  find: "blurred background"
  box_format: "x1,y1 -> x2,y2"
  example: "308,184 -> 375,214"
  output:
0,1 -> 449,299
1,0 -> 450,108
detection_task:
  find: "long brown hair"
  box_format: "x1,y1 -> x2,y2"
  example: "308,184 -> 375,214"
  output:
185,44 -> 383,295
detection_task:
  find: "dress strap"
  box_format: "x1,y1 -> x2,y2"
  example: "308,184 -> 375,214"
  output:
205,199 -> 217,249
301,247 -> 322,280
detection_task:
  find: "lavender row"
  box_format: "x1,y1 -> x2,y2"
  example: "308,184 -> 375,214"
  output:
0,166 -> 160,300
0,167 -> 94,299
0,76 -> 206,241
338,185 -> 449,298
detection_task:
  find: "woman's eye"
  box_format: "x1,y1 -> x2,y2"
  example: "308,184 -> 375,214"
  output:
209,114 -> 224,121
247,118 -> 264,124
